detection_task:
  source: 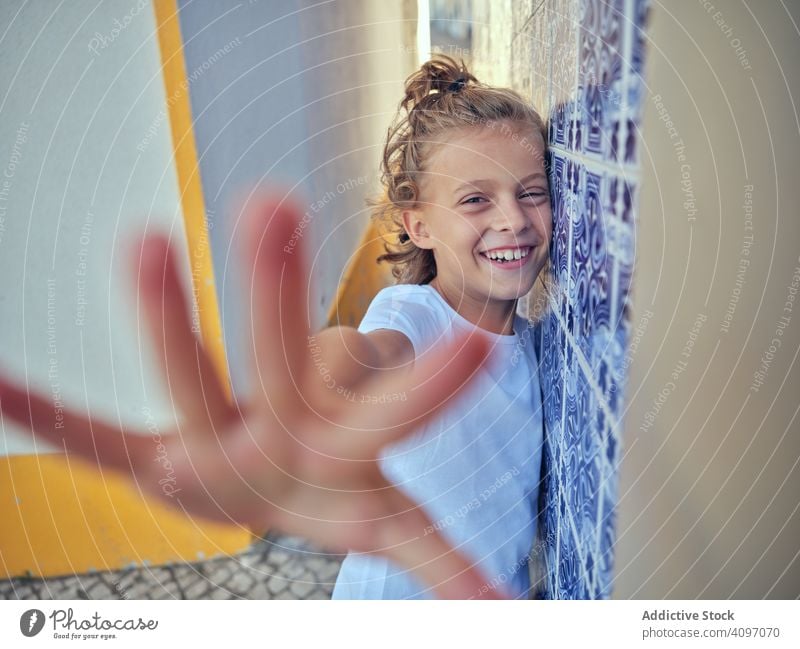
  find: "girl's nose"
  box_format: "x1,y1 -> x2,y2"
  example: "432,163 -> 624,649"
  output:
493,198 -> 533,237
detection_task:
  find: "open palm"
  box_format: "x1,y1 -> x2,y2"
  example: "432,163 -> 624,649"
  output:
0,191 -> 502,599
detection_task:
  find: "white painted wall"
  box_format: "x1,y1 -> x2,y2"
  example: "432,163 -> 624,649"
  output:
0,1 -> 189,454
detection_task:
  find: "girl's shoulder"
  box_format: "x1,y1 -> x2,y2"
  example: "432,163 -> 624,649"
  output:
371,282 -> 437,299
368,283 -> 449,318
359,284 -> 451,357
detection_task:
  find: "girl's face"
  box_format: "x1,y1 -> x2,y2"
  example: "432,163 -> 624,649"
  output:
403,120 -> 553,308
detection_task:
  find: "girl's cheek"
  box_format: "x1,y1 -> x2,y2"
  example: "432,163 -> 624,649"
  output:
535,207 -> 554,236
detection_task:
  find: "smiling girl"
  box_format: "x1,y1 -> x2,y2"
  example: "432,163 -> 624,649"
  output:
0,54 -> 553,600
330,55 -> 552,599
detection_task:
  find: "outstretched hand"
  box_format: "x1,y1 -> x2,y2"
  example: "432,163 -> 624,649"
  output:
0,191 -> 505,599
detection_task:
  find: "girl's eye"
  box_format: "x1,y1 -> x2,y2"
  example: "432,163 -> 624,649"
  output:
520,191 -> 547,200
462,196 -> 486,204
461,192 -> 548,205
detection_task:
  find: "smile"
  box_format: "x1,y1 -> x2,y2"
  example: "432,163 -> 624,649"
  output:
478,246 -> 533,270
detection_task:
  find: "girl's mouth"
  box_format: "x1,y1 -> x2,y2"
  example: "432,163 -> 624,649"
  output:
478,246 -> 533,270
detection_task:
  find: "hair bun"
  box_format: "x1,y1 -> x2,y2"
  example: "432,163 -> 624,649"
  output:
447,76 -> 467,92
401,54 -> 477,112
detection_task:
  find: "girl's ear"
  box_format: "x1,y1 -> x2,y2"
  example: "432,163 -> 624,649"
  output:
402,209 -> 435,249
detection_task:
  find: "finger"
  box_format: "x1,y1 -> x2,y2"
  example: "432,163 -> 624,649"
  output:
0,374 -> 155,476
377,488 -> 511,600
132,233 -> 234,430
320,329 -> 492,461
240,189 -> 312,414
269,469 -> 510,599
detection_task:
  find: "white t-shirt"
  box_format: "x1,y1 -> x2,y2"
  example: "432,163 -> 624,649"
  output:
330,283 -> 544,599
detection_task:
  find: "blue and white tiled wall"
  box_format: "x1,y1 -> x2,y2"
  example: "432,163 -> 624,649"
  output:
534,0 -> 650,599
518,0 -> 651,598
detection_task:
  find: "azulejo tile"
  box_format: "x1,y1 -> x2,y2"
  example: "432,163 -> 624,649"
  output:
511,20 -> 536,98
556,528 -> 581,597
625,0 -> 651,145
607,176 -> 637,321
548,150 -> 572,289
577,0 -> 625,162
548,0 -> 580,151
570,169 -> 613,362
529,3 -> 552,117
535,0 -> 650,600
595,475 -> 618,596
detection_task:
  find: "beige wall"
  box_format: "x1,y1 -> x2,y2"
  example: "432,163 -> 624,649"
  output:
616,1 -> 800,598
467,0 -> 800,598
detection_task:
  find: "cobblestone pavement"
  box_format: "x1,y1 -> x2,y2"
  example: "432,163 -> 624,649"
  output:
0,533 -> 344,600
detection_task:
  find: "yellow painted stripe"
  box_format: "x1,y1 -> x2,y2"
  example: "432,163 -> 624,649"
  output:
0,455 -> 250,578
326,221 -> 395,327
153,0 -> 229,397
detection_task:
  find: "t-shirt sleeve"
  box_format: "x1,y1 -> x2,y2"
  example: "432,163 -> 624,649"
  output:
356,286 -> 442,358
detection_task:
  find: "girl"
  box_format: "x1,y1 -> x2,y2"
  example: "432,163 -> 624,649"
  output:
0,55 -> 552,600
331,55 -> 552,599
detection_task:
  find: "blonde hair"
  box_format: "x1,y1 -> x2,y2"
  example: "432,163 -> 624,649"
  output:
368,54 -> 549,285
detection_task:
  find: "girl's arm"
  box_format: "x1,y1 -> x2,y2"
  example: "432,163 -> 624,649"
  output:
0,191 -> 503,599
310,326 -> 414,393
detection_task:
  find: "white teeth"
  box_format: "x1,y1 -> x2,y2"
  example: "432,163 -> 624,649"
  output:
483,247 -> 530,261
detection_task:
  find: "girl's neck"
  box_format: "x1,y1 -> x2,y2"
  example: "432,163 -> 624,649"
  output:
429,276 -> 518,336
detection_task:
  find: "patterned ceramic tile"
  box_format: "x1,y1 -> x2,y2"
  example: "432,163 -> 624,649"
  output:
511,20 -> 535,98
548,0 -> 580,151
512,0 -> 538,35
577,0 -> 625,161
536,0 -> 650,599
548,150 -> 573,293
529,2 -> 552,117
624,0 -> 652,165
